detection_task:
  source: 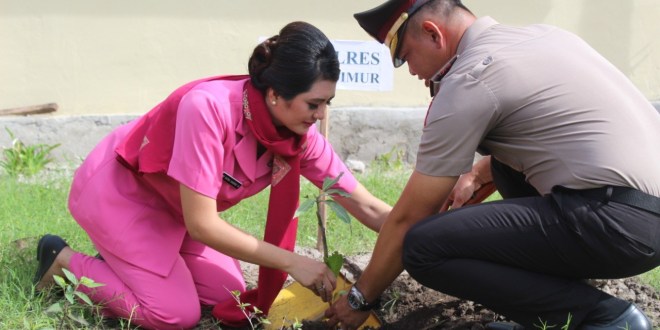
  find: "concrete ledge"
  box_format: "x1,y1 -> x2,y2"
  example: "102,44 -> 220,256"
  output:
0,115 -> 137,166
0,108 -> 426,167
3,101 -> 656,169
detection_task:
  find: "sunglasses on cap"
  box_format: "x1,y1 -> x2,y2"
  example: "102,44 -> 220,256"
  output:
385,0 -> 433,68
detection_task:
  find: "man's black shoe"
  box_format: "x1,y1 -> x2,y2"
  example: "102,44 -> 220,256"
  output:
580,304 -> 652,330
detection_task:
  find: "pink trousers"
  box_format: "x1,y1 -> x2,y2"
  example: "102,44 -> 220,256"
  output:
67,123 -> 246,329
69,237 -> 245,329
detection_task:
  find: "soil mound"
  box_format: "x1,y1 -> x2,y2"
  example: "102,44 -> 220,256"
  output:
278,249 -> 660,329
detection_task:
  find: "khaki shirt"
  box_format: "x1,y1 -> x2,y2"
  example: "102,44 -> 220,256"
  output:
416,17 -> 660,196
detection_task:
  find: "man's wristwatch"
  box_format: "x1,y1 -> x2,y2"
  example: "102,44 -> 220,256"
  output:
347,285 -> 380,311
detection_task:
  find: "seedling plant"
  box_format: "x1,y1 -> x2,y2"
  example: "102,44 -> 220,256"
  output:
229,289 -> 271,330
44,268 -> 105,330
295,172 -> 352,277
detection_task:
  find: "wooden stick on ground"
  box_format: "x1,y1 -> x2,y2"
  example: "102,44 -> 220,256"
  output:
0,103 -> 58,116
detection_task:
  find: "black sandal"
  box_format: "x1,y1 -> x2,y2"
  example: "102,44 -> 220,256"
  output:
33,234 -> 68,285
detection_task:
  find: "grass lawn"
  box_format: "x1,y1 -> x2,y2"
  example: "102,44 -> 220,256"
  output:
0,164 -> 658,329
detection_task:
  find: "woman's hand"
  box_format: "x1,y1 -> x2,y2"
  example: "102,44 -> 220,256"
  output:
440,156 -> 494,211
286,254 -> 337,303
180,183 -> 335,301
441,172 -> 481,211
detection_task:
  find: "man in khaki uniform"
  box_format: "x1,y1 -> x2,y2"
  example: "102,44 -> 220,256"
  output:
325,1 -> 660,329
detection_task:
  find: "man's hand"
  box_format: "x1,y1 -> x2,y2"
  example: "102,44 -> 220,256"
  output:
324,294 -> 370,330
325,172 -> 458,329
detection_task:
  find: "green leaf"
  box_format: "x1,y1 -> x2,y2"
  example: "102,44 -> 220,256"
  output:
326,200 -> 351,224
324,251 -> 344,276
79,276 -> 105,288
322,172 -> 344,191
44,302 -> 63,315
62,268 -> 78,285
69,311 -> 90,326
53,274 -> 67,289
294,199 -> 315,217
64,289 -> 75,304
74,291 -> 94,306
325,188 -> 351,198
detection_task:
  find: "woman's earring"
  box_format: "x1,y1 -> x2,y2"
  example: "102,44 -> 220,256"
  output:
271,100 -> 277,105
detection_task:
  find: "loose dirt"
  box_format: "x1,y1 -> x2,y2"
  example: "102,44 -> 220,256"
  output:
361,267 -> 660,329
14,236 -> 657,329
237,248 -> 660,329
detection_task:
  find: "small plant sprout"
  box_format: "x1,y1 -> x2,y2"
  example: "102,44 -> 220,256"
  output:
289,318 -> 303,329
533,317 -> 557,330
295,172 -> 352,276
382,290 -> 402,316
45,268 -> 105,330
533,313 -> 573,330
1,127 -> 60,177
560,313 -> 572,330
374,146 -> 405,171
229,289 -> 271,330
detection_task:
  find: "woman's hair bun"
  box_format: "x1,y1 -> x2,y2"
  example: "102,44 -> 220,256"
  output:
247,21 -> 339,99
248,35 -> 279,89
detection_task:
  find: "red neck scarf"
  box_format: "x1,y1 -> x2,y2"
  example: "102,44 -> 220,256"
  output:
212,81 -> 306,327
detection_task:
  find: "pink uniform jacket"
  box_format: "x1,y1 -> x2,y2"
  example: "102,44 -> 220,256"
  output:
68,76 -> 357,277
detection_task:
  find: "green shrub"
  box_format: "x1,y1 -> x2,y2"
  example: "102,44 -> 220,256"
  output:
1,128 -> 60,177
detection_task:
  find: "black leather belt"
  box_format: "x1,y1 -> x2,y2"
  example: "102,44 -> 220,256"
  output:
556,186 -> 660,215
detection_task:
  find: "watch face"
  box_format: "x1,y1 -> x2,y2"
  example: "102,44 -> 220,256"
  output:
347,290 -> 361,310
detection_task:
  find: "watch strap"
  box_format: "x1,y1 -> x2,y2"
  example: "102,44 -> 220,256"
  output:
351,285 -> 381,311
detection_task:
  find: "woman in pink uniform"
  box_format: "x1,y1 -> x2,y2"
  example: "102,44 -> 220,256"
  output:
33,21 -> 391,329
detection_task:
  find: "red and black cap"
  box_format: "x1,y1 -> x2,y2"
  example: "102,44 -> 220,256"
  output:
354,0 -> 431,67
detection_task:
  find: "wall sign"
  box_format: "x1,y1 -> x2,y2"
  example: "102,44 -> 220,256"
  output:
332,40 -> 394,92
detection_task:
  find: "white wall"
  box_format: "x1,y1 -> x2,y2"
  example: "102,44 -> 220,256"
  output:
2,0 -> 659,115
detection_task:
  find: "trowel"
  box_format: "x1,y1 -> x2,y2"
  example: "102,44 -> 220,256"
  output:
266,273 -> 381,329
